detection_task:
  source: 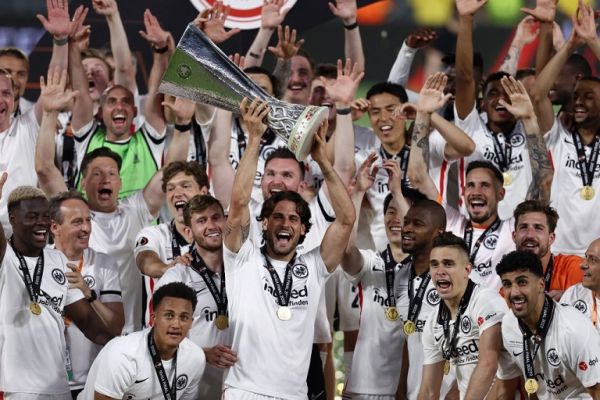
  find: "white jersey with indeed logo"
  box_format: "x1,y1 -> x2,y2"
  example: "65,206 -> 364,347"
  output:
499,302 -> 600,399
422,284 -> 513,396
223,240 -> 330,400
344,249 -> 409,396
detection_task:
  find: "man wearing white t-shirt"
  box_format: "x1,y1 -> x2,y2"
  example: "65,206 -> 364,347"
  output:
419,232 -> 517,399
135,161 -> 209,326
48,190 -> 124,397
0,186 -> 114,400
497,250 -> 600,399
156,195 -> 235,399
81,282 -> 206,400
222,98 -> 355,400
561,237 -> 600,335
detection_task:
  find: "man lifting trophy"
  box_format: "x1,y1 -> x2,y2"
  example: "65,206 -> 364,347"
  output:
159,24 -> 328,161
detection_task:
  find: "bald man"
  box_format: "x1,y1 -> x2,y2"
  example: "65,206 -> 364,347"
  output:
561,238 -> 600,334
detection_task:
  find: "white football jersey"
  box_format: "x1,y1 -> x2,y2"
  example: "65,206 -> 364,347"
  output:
223,240 -> 330,400
80,328 -> 205,400
344,249 -> 410,395
65,248 -> 122,390
545,120 -> 600,256
0,246 -> 84,394
422,284 -> 513,396
499,301 -> 600,398
89,191 -> 156,333
454,104 -> 532,220
561,284 -> 600,335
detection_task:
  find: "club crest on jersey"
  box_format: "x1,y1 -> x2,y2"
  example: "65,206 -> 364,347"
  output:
461,316 -> 472,334
483,234 -> 498,250
292,263 -> 309,279
83,275 -> 96,288
176,374 -> 188,390
426,288 -> 441,305
136,237 -> 149,247
573,300 -> 588,313
510,132 -> 525,147
547,348 -> 561,366
52,268 -> 66,285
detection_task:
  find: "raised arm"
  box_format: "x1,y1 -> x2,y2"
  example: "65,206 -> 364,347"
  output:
245,0 -> 290,68
522,0 -> 558,74
0,173 -> 6,263
68,10 -> 94,131
268,25 -> 304,96
224,98 -> 270,252
499,76 -> 553,202
454,0 -> 488,119
162,96 -> 196,165
499,16 -> 538,76
208,109 -> 236,209
329,0 -> 365,72
463,324 -> 502,399
316,121 -> 356,272
195,2 -> 241,45
35,67 -> 76,197
388,28 -> 437,86
92,0 -> 135,92
431,113 -> 476,160
573,0 -> 600,61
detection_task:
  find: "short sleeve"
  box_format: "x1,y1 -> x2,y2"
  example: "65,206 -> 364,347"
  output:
453,103 -> 484,137
471,288 -> 507,334
543,117 -> 562,149
94,350 -> 136,398
304,247 -> 331,284
155,265 -> 186,290
422,314 -> 445,365
564,312 -> 600,388
125,190 -> 156,224
429,130 -> 448,162
97,254 -> 122,303
65,287 -> 86,306
343,249 -> 373,286
133,226 -> 163,258
496,352 -> 522,380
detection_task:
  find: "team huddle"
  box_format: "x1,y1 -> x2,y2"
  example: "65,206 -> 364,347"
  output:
1,0 -> 600,399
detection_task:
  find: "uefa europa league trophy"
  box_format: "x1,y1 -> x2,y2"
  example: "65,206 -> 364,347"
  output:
159,24 -> 328,161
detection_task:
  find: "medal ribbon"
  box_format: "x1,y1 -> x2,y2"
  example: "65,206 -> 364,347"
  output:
406,262 -> 430,323
544,256 -> 554,292
463,218 -> 501,264
147,329 -> 177,400
170,221 -> 189,258
189,248 -> 227,316
491,132 -> 513,173
572,131 -> 600,188
10,240 -> 44,305
438,280 -> 476,361
518,295 -> 556,382
261,246 -> 297,307
592,293 -> 598,327
380,246 -> 409,308
380,144 -> 411,184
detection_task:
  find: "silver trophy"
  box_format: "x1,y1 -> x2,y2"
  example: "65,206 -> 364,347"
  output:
159,24 -> 328,161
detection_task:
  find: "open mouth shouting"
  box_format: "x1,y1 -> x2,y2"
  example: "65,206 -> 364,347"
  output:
112,113 -> 127,130
98,188 -> 113,201
510,295 -> 527,312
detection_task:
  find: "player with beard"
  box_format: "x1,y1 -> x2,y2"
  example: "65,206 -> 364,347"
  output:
80,282 -> 206,400
48,190 -> 124,397
221,97 -> 355,400
156,195 -> 234,399
419,232 -> 517,399
513,200 -> 584,301
0,185 -> 114,399
134,161 -> 209,326
496,251 -> 600,399
529,0 -> 600,256
561,238 -> 600,335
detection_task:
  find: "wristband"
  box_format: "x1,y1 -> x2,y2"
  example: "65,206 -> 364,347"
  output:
249,51 -> 261,59
174,122 -> 192,131
336,107 -> 352,115
86,290 -> 97,303
152,44 -> 169,54
344,21 -> 358,30
53,36 -> 69,46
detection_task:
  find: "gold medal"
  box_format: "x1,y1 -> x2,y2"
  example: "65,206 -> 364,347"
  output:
403,320 -> 416,335
581,186 -> 595,200
277,306 -> 292,321
29,302 -> 42,315
214,315 -> 229,330
503,171 -> 513,186
384,307 -> 399,321
524,378 -> 538,395
443,360 -> 451,375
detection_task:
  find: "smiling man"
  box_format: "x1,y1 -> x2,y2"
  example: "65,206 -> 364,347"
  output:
80,282 -> 206,400
497,250 -> 600,399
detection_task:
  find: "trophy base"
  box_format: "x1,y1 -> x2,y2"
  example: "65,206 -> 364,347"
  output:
287,106 -> 329,161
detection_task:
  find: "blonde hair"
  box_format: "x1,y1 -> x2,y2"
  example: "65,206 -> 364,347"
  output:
7,186 -> 47,214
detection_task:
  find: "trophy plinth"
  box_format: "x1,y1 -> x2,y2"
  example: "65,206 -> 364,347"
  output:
159,24 -> 328,161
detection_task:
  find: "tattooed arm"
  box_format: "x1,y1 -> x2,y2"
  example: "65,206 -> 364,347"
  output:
498,76 -> 553,203
499,16 -> 538,76
224,98 -> 270,253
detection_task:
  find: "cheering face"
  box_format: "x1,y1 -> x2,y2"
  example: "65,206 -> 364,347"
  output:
464,168 -> 504,225
188,205 -> 225,252
10,198 -> 51,251
0,74 -> 15,131
368,92 -> 406,148
261,158 -> 304,200
81,156 -> 121,213
284,55 -> 312,105
248,72 -> 274,96
572,80 -> 600,127
166,172 -> 206,223
401,207 -> 438,254
500,269 -> 545,319
82,57 -> 111,102
310,78 -> 336,122
513,212 -> 555,259
262,200 -> 306,259
384,202 -> 403,246
153,296 -> 194,351
0,55 -> 28,99
582,240 -> 600,292
482,80 -> 515,127
100,86 -> 137,140
430,246 -> 471,301
51,198 -> 92,256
